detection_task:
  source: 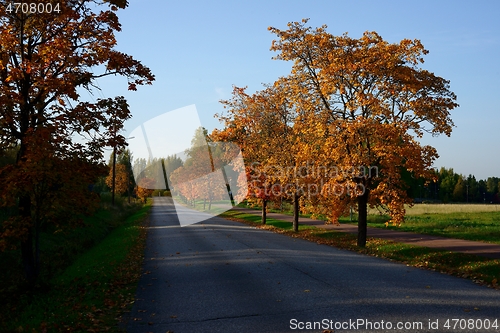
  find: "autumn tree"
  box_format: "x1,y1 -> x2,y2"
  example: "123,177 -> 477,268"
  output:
117,149 -> 136,201
0,0 -> 154,283
169,128 -> 211,207
266,20 -> 458,246
0,144 -> 16,169
169,127 -> 236,211
215,83 -> 300,226
105,148 -> 136,201
136,177 -> 155,204
106,163 -> 128,196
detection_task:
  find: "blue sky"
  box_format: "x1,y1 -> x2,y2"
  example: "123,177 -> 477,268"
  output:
94,0 -> 500,180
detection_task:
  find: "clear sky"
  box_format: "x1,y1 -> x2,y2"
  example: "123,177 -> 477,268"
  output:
94,0 -> 500,180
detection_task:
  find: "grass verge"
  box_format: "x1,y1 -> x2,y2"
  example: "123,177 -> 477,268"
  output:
220,210 -> 500,290
5,200 -> 151,332
221,210 -> 315,231
239,202 -> 500,244
366,212 -> 500,244
171,195 -> 234,216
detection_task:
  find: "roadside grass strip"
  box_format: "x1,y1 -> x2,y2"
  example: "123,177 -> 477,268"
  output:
366,212 -> 500,245
220,210 -> 500,290
171,195 -> 234,216
7,202 -> 151,333
239,202 -> 500,244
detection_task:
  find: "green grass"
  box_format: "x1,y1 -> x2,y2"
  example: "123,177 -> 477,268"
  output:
221,210 -> 316,231
364,211 -> 500,244
0,205 -> 123,313
1,197 -> 151,332
313,230 -> 500,286
237,200 -> 357,223
399,203 -> 500,215
172,195 -> 235,216
221,210 -> 500,289
239,201 -> 500,244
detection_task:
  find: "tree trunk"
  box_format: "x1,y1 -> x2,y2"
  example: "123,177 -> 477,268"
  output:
17,140 -> 38,285
293,192 -> 299,232
111,146 -> 116,205
357,189 -> 369,247
19,195 -> 37,285
127,154 -> 132,203
34,217 -> 41,283
261,199 -> 267,224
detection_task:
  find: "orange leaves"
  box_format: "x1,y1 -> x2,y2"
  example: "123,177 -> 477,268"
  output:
0,0 -> 154,150
0,127 -> 105,248
269,20 -> 457,131
214,20 -> 460,244
106,163 -> 129,196
215,21 -> 458,243
136,178 -> 155,203
215,84 -> 301,210
169,131 -> 244,206
106,51 -> 155,89
0,0 -> 154,282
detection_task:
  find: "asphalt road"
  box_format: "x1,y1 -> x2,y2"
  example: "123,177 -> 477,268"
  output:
124,197 -> 500,333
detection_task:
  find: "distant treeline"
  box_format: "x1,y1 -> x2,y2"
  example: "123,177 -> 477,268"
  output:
126,156 -> 499,204
404,167 -> 500,203
2,147 -> 497,204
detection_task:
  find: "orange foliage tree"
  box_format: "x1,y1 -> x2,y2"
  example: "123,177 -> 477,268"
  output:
106,163 -> 129,196
214,20 -> 457,247
136,177 -> 155,204
0,0 -> 154,283
170,127 -> 231,210
268,20 -> 458,246
215,84 -> 299,225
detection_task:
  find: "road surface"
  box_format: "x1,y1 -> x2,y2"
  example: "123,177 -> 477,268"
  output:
124,197 -> 500,332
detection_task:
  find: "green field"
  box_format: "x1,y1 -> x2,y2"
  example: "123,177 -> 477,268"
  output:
380,203 -> 500,215
242,202 -> 500,245
363,204 -> 500,244
222,210 -> 316,231
172,195 -> 234,216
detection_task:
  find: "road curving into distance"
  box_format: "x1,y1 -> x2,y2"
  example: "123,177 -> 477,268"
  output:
124,197 -> 500,333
